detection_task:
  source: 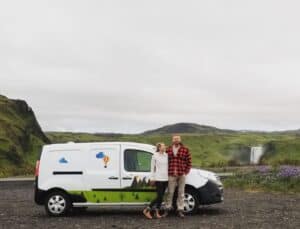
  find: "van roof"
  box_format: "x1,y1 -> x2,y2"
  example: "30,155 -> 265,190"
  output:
43,142 -> 155,150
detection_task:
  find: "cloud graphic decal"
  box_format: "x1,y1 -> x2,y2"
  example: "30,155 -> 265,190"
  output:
96,152 -> 110,168
96,152 -> 105,159
59,157 -> 68,164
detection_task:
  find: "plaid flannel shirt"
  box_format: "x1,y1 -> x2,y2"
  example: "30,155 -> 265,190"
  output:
166,144 -> 192,176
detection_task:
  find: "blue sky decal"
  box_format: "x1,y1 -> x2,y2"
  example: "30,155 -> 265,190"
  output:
59,157 -> 68,164
96,152 -> 105,159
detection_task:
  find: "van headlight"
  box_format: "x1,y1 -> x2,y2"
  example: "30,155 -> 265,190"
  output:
214,174 -> 221,183
197,169 -> 223,187
208,173 -> 223,187
214,175 -> 223,187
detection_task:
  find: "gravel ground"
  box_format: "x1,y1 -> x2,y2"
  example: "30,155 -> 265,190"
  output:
0,181 -> 299,229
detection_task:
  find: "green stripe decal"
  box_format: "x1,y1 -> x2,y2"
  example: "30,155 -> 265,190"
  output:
69,190 -> 157,203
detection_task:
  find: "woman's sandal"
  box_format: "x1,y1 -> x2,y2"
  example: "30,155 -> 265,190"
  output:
155,209 -> 162,219
143,208 -> 153,219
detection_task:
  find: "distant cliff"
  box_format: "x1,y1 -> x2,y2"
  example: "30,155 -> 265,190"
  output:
0,95 -> 50,176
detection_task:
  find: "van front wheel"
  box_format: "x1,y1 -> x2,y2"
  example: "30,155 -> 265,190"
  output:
183,188 -> 199,214
45,191 -> 71,216
172,187 -> 200,214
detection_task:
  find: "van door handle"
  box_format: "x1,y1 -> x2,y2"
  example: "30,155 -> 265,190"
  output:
108,176 -> 119,180
122,177 -> 133,180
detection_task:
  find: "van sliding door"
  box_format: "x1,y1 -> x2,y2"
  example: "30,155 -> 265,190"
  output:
82,144 -> 121,203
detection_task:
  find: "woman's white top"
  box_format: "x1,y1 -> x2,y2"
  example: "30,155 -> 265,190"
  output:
150,152 -> 168,181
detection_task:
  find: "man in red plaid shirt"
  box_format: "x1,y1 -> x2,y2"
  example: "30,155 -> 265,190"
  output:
164,135 -> 192,218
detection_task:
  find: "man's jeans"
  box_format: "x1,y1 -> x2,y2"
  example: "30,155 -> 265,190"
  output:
165,175 -> 186,211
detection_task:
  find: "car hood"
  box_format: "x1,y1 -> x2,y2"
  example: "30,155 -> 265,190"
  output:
190,168 -> 222,184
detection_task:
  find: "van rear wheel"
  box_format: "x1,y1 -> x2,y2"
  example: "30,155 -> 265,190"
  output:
45,191 -> 71,216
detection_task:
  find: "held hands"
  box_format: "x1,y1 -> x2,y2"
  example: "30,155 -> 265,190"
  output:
150,180 -> 156,186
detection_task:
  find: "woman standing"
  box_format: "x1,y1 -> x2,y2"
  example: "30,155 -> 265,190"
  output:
143,143 -> 168,219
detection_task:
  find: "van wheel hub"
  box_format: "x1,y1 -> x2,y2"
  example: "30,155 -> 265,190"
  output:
48,195 -> 66,214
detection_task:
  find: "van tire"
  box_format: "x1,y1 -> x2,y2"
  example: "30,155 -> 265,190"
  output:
184,187 -> 200,214
172,187 -> 199,214
44,190 -> 71,217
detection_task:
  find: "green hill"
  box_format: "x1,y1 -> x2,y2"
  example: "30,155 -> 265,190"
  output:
0,95 -> 50,177
47,131 -> 300,167
143,123 -> 236,135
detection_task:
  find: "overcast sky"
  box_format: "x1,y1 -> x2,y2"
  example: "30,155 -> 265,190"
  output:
1,1 -> 300,133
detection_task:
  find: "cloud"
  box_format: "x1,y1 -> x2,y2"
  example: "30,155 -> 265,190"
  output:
0,0 -> 300,133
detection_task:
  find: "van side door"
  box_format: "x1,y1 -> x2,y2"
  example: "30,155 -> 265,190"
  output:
83,144 -> 121,191
120,144 -> 156,203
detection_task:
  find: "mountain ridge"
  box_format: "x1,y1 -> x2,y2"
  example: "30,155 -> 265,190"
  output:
46,124 -> 300,136
142,122 -> 237,135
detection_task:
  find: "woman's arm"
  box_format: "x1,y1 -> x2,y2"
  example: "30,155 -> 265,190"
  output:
150,154 -> 156,180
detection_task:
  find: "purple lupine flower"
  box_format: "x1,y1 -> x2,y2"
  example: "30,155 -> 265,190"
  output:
277,165 -> 300,178
256,166 -> 271,174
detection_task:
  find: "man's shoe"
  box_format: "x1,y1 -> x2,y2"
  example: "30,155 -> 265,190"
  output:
177,210 -> 185,218
161,209 -> 169,218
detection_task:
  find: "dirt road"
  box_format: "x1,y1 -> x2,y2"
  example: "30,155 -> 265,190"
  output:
0,181 -> 299,229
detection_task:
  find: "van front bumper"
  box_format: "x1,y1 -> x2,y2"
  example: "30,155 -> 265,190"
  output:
197,180 -> 224,205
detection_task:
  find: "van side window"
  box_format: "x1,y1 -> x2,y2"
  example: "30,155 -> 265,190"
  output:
124,149 -> 152,172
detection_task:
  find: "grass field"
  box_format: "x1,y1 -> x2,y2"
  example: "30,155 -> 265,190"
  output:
47,132 -> 300,168
1,130 -> 299,178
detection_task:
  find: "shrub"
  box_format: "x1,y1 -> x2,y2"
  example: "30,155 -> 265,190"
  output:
224,166 -> 300,193
227,159 -> 240,167
277,165 -> 300,178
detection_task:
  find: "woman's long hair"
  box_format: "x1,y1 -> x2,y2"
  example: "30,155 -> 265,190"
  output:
156,143 -> 164,152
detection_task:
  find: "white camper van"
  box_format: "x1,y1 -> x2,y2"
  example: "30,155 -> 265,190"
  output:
34,142 -> 223,216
